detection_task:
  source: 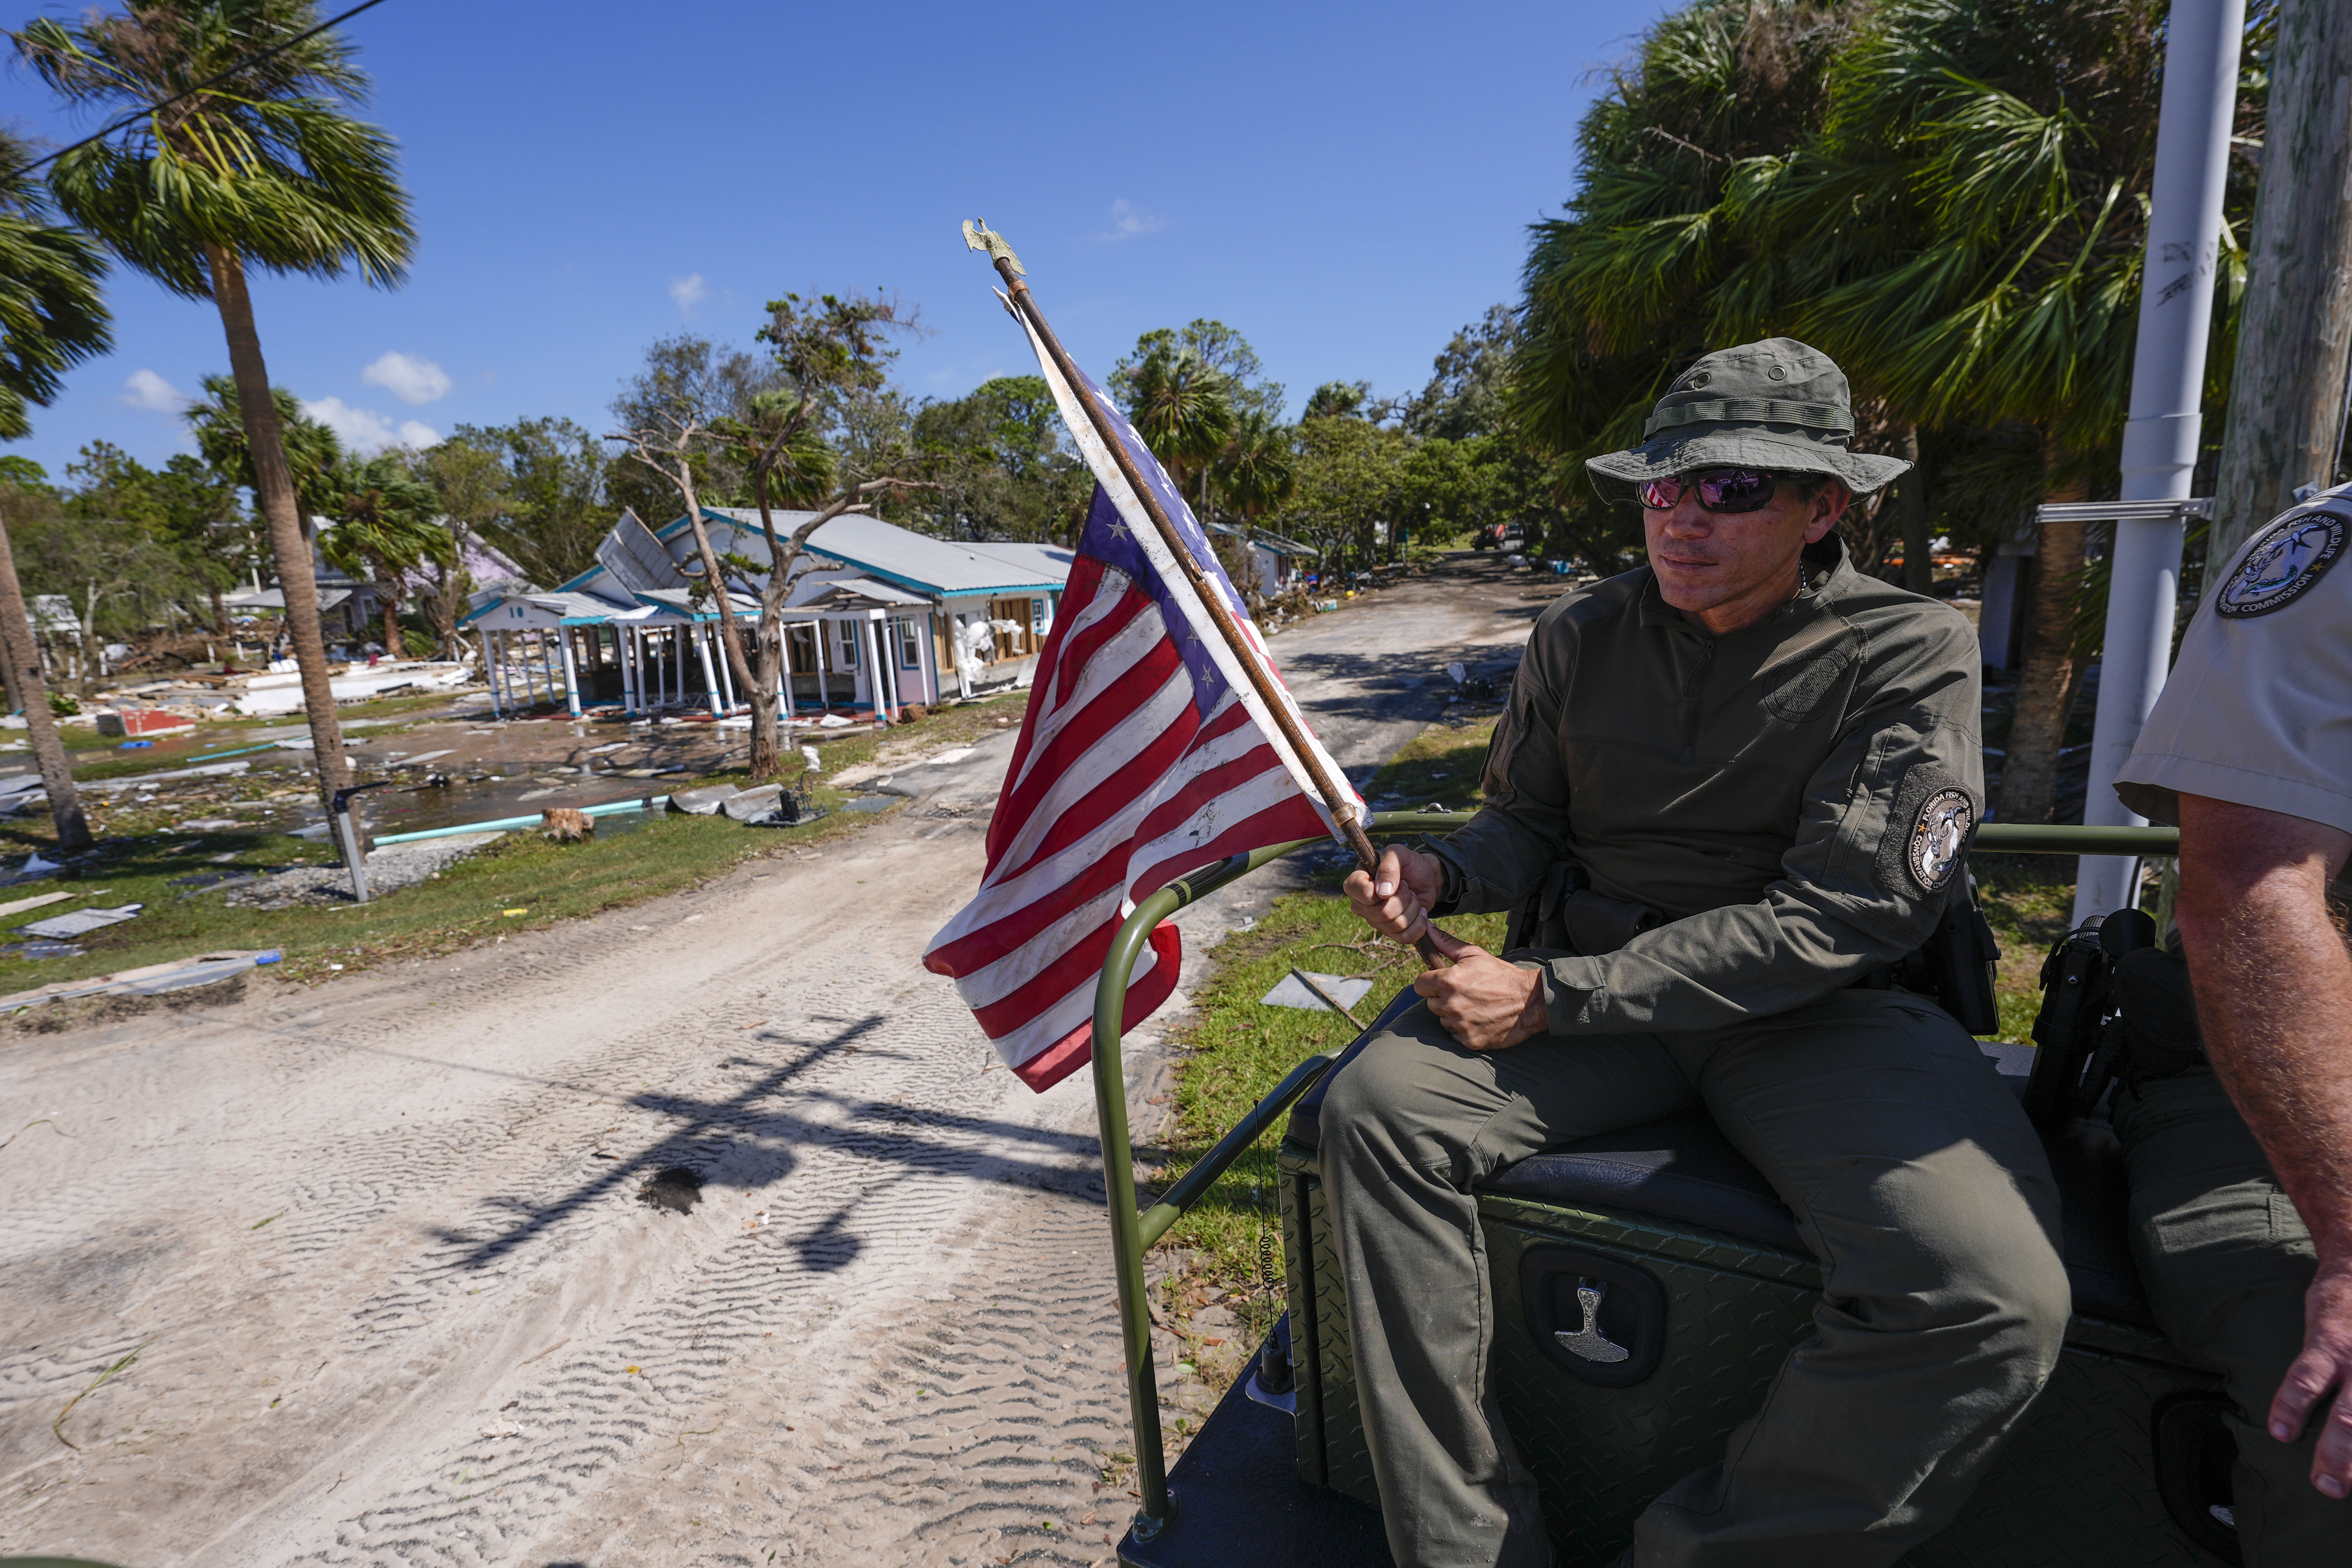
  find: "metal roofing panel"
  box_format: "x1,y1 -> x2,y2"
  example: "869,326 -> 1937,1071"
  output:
662,509 -> 1069,598
597,509 -> 682,592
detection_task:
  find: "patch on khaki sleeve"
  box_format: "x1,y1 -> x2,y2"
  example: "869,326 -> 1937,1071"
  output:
1875,763 -> 1979,896
2214,508 -> 2345,618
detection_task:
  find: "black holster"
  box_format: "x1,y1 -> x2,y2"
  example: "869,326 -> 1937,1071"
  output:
1895,872 -> 2003,1036
2024,907 -> 2205,1127
1505,860 -> 1662,956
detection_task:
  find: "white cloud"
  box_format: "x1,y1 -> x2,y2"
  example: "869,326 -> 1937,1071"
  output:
301,396 -> 439,455
669,273 -> 710,311
119,368 -> 188,411
1095,200 -> 1168,241
360,350 -> 452,406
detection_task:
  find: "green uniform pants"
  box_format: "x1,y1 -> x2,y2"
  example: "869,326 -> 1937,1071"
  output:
2113,1069 -> 2352,1564
1318,981 -> 2071,1568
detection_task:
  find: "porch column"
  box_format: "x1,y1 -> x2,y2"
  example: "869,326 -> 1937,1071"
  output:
715,615 -> 739,711
778,615 -> 796,719
864,617 -> 889,721
695,622 -> 722,717
480,629 -> 500,719
561,628 -> 583,717
817,617 -> 833,713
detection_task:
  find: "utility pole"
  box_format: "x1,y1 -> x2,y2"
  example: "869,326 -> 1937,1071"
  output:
2207,0 -> 2352,565
2072,0 -> 2245,925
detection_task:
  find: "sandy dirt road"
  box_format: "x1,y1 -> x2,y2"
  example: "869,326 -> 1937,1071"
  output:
0,557 -> 1547,1568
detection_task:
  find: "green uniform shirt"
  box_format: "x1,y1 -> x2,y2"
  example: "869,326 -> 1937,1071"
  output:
1430,536 -> 1984,1035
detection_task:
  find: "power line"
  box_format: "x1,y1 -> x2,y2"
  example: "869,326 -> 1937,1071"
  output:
4,0 -> 394,184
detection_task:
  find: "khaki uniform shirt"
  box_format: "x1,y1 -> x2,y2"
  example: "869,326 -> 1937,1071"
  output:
1430,536 -> 1984,1035
2115,484 -> 2352,835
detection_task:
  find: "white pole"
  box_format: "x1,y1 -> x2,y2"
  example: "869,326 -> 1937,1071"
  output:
817,618 -> 833,713
779,615 -> 796,722
480,629 -> 500,719
716,613 -> 739,711
868,617 -> 893,722
2073,0 -> 2247,924
561,627 -> 583,717
695,621 -> 722,717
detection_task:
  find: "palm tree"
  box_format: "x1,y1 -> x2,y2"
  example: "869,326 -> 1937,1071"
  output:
1125,345 -> 1235,512
17,0 -> 416,830
1755,0 -> 2259,822
1212,411 -> 1297,603
0,127 -> 107,850
1512,0 -> 1867,571
321,452 -> 447,657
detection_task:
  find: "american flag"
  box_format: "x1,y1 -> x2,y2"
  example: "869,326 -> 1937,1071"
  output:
922,314 -> 1359,1091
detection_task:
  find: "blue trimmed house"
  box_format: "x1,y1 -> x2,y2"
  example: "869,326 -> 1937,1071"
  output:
458,508 -> 1071,719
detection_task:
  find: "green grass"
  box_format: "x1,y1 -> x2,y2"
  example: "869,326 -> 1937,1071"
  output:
0,691 -> 1031,1000
1974,855 -> 2082,1042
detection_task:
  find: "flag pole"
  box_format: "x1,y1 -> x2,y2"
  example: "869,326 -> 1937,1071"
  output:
964,221 -> 1450,969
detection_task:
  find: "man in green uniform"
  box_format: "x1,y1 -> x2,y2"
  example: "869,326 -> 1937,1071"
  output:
2110,481 -> 2352,1563
1328,339 -> 2069,1568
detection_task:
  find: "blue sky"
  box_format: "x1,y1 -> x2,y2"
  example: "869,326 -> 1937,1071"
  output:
3,0 -> 1671,481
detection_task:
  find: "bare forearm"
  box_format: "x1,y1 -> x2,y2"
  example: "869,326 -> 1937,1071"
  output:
2175,796 -> 2352,1260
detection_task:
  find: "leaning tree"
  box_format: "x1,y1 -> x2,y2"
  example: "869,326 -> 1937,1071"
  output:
17,0 -> 416,834
0,126 -> 109,850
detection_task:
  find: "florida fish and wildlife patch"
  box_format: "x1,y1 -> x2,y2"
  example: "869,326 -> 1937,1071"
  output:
2215,509 -> 2345,619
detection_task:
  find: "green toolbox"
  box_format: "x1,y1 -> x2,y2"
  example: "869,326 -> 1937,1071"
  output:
1273,995 -> 2240,1567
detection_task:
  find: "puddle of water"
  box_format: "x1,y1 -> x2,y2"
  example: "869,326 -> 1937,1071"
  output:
356,773 -> 675,838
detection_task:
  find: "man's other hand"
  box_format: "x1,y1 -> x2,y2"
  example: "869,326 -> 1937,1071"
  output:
1413,927 -> 1547,1051
2272,1256 -> 2352,1497
1345,845 -> 1445,945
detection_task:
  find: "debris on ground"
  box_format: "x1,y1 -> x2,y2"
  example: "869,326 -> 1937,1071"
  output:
638,1167 -> 705,1214
1258,970 -> 1376,1012
0,948 -> 279,1013
0,890 -> 75,919
720,784 -> 783,822
20,904 -> 146,940
667,784 -> 742,816
227,833 -> 506,910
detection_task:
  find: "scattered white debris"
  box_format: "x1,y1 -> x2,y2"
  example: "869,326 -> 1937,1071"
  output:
1260,971 -> 1377,1012
479,1419 -> 521,1440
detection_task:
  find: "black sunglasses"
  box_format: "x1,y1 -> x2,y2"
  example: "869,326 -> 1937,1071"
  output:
1636,468 -> 1802,514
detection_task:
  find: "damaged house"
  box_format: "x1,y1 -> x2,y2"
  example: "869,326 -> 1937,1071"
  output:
459,509 -> 1071,719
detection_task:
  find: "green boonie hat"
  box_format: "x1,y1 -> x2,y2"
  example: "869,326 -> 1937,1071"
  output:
1586,336 -> 1910,501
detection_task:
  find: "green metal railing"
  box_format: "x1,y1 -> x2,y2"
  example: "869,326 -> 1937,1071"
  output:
1088,814 -> 2181,1543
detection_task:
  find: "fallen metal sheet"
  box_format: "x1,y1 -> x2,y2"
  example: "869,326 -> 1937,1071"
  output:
0,948 -> 279,1012
81,760 -> 254,791
1259,971 -> 1376,1012
0,890 -> 74,918
20,903 -> 145,939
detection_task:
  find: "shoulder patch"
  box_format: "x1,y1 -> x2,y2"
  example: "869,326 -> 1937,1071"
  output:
1906,788 -> 1975,894
1875,763 -> 1978,898
1763,637 -> 1855,723
2215,509 -> 2345,619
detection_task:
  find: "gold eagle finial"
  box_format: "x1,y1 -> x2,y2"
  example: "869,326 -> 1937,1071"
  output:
961,218 -> 1025,278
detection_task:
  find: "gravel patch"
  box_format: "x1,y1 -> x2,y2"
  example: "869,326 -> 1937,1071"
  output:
227,830 -> 507,909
